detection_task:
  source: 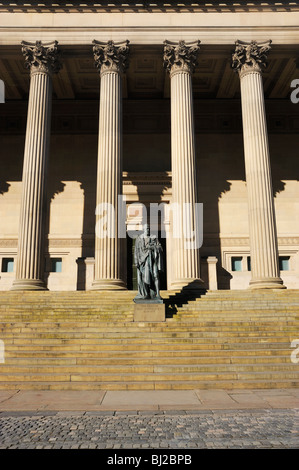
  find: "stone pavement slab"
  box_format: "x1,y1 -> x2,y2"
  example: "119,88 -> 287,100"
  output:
195,390 -> 239,408
0,391 -> 106,411
0,388 -> 298,412
101,390 -> 200,407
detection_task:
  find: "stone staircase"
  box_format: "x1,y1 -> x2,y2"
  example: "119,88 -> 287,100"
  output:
0,289 -> 298,390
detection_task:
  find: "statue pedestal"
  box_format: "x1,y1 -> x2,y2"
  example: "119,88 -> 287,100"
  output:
133,302 -> 165,322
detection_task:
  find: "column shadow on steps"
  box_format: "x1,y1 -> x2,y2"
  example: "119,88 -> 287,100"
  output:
163,283 -> 207,318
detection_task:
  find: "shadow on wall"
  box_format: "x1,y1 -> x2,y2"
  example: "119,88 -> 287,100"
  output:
44,177 -> 97,290
196,134 -> 240,290
44,179 -> 66,287
0,136 -> 23,197
0,181 -> 10,195
271,141 -> 299,196
196,132 -> 299,290
44,134 -> 98,290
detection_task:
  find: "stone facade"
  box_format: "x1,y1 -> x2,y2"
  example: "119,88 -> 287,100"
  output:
0,2 -> 298,291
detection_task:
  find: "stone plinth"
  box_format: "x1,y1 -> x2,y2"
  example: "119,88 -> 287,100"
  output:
207,256 -> 218,290
134,303 -> 165,322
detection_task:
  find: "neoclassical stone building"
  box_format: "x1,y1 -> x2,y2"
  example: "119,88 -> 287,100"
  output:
0,1 -> 298,292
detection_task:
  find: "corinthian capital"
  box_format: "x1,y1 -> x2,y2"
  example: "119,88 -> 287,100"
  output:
163,40 -> 201,76
21,40 -> 62,75
92,40 -> 130,75
232,40 -> 272,78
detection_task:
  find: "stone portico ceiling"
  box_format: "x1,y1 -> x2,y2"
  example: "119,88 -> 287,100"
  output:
0,44 -> 298,100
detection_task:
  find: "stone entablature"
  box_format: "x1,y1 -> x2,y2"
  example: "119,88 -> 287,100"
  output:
1,11 -> 299,46
1,1 -> 299,13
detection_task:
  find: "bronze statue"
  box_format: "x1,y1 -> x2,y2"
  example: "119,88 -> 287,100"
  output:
134,224 -> 163,302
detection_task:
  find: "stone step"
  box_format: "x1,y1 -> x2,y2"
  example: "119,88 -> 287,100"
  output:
3,342 -> 292,352
4,379 -> 299,391
0,370 -> 298,384
0,316 -> 135,322
0,313 -> 297,321
1,327 -> 298,337
0,319 -> 298,328
178,309 -> 299,315
4,348 -> 291,358
2,296 -> 297,302
1,317 -> 298,325
0,325 -> 298,342
2,354 -> 292,366
1,297 -> 297,303
1,362 -> 297,375
172,314 -> 298,320
182,304 -> 299,310
0,292 -> 297,302
0,289 -> 298,390
204,289 -> 299,296
0,289 -> 297,299
0,316 -> 299,328
2,335 -> 295,346
1,378 -> 299,391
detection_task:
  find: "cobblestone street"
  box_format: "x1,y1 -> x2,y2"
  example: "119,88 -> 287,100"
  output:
0,409 -> 298,449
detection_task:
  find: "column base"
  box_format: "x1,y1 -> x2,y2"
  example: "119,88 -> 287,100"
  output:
11,279 -> 48,291
249,277 -> 286,290
91,279 -> 127,291
170,278 -> 204,292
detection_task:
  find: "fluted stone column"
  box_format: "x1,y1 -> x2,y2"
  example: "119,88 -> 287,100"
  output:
232,40 -> 284,289
91,40 -> 129,290
12,41 -> 61,291
163,40 -> 203,291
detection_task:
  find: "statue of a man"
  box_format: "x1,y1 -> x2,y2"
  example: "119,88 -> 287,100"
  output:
134,224 -> 163,301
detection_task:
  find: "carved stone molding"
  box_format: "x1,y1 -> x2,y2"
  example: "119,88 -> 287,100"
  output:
122,171 -> 171,185
220,237 -> 299,247
278,237 -> 299,246
48,238 -> 82,248
221,237 -> 249,247
163,40 -> 200,76
21,40 -> 62,75
92,40 -> 130,75
1,236 -> 298,251
0,239 -> 18,248
232,40 -> 272,78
